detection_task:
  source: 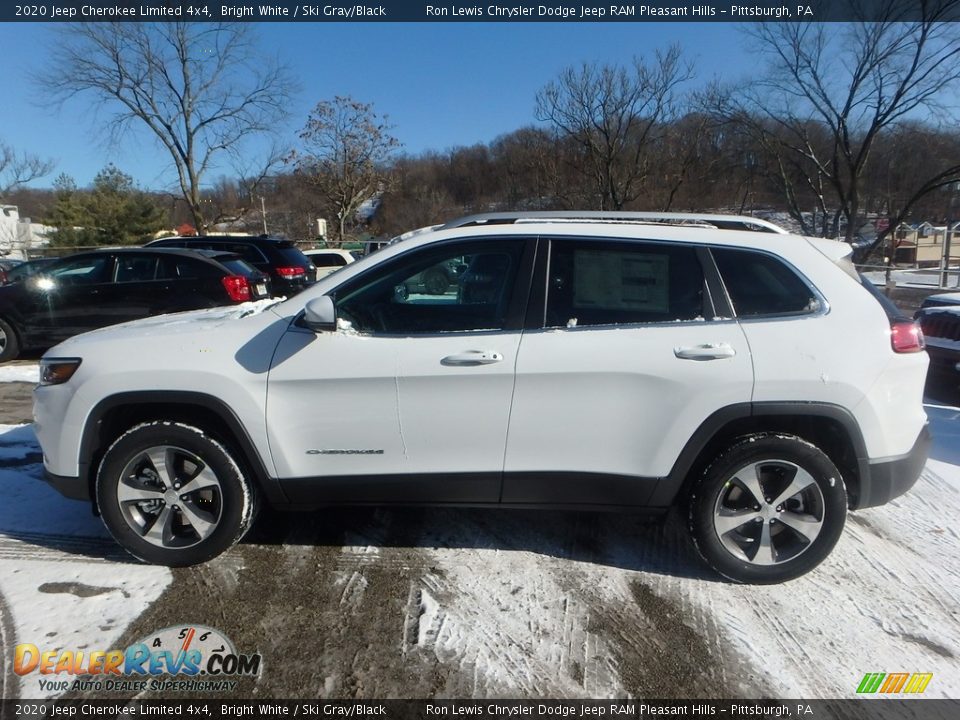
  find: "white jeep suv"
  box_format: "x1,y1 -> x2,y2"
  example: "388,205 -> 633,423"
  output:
33,212 -> 930,583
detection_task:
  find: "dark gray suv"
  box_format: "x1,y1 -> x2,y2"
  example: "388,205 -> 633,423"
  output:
148,235 -> 316,297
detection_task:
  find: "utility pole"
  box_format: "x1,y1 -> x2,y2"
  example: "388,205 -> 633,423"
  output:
260,196 -> 268,234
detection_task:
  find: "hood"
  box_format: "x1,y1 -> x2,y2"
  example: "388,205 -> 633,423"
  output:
49,299 -> 285,352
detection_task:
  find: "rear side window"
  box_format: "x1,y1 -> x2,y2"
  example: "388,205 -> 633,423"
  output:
712,248 -> 820,317
114,256 -> 159,282
311,253 -> 348,267
158,257 -> 220,280
274,246 -> 312,267
546,240 -> 706,327
218,258 -> 260,277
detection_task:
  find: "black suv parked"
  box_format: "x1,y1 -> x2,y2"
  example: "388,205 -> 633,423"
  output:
147,235 -> 316,296
0,248 -> 270,362
915,293 -> 960,378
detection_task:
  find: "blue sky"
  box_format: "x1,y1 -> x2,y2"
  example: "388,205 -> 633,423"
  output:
0,22 -> 754,191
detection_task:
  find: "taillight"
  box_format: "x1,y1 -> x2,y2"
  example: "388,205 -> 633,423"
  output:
276,266 -> 306,281
221,275 -> 251,302
890,320 -> 925,353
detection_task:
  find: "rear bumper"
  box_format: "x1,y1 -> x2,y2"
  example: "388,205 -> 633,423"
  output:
853,425 -> 930,509
42,468 -> 89,502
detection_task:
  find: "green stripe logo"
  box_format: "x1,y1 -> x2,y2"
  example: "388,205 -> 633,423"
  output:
857,672 -> 932,694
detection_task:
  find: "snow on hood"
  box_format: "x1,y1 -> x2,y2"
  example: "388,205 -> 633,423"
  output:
50,298 -> 286,348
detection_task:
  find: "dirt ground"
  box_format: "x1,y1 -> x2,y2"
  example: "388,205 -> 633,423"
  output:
1,298 -> 958,701
0,376 -> 33,425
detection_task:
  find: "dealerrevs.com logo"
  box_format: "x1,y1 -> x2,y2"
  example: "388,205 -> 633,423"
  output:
14,625 -> 261,693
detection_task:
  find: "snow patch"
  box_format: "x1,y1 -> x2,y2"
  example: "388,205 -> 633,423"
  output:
0,424 -> 171,699
0,364 -> 38,384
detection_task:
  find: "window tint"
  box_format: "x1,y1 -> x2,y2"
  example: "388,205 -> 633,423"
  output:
48,256 -> 112,285
225,243 -> 267,264
274,246 -> 311,267
311,253 -> 348,267
336,241 -> 522,334
114,256 -> 159,283
158,257 -> 220,280
218,258 -> 260,277
546,240 -> 706,327
712,248 -> 819,317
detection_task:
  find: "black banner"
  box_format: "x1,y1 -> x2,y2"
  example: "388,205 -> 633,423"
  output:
3,700 -> 960,720
3,0 -> 960,23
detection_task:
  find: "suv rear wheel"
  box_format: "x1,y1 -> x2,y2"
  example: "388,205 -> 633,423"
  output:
96,422 -> 256,566
689,434 -> 847,584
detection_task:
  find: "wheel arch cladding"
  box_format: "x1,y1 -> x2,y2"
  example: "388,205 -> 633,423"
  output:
78,391 -> 286,509
650,402 -> 866,509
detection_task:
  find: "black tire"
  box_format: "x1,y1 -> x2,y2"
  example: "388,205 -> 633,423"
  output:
0,318 -> 20,363
96,421 -> 257,567
689,433 -> 847,584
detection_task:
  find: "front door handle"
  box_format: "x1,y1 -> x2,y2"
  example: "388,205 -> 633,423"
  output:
674,343 -> 736,360
441,350 -> 504,366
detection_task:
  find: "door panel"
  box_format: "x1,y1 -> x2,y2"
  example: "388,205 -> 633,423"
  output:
266,327 -> 521,503
266,237 -> 533,504
21,255 -> 116,342
503,238 -> 754,505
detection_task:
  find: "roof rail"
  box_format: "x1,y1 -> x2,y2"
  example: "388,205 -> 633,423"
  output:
440,211 -> 789,235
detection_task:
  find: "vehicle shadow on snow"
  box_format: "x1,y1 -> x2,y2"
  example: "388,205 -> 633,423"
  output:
243,504 -> 722,582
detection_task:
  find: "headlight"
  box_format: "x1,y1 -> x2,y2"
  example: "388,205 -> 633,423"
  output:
39,358 -> 82,386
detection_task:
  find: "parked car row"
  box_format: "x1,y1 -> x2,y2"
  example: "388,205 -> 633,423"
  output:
0,245 -> 279,362
0,236 -> 383,361
914,292 -> 960,380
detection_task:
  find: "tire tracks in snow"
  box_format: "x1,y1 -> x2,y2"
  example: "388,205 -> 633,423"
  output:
0,588 -> 19,703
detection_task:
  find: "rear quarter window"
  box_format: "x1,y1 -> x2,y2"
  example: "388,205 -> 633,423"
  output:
158,257 -> 220,280
712,248 -> 820,317
219,258 -> 261,277
275,246 -> 312,267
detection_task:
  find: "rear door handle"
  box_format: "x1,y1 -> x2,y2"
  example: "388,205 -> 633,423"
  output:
441,350 -> 504,366
674,343 -> 736,360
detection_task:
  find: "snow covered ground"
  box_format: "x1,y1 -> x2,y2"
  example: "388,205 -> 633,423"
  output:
0,364 -> 39,384
0,423 -> 171,699
0,398 -> 957,699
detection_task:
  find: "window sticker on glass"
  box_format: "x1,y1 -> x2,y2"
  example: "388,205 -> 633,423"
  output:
573,251 -> 669,312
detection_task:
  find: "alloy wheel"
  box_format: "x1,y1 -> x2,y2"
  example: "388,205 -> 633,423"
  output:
115,445 -> 223,549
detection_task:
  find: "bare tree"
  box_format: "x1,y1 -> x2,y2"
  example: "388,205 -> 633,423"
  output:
535,46 -> 693,210
41,22 -> 296,234
0,142 -> 54,199
288,96 -> 401,245
738,1 -> 960,242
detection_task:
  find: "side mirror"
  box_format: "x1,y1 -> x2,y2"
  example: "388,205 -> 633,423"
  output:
303,296 -> 337,332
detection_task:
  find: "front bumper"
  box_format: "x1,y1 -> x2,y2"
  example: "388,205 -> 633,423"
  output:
853,425 -> 931,509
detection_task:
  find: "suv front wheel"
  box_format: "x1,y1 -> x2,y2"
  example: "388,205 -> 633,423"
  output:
96,421 -> 257,566
689,434 -> 847,584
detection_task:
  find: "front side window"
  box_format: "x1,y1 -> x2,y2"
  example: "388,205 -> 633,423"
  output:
48,256 -> 112,285
335,240 -> 523,334
546,240 -> 706,328
712,248 -> 820,317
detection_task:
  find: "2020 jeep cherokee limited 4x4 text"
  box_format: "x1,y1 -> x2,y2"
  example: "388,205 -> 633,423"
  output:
33,212 -> 931,583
